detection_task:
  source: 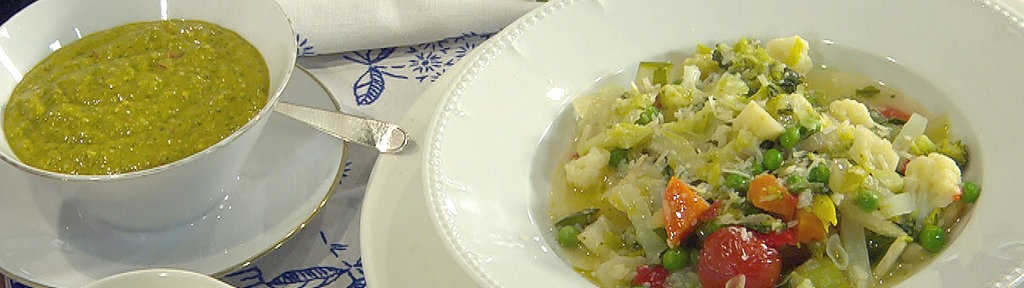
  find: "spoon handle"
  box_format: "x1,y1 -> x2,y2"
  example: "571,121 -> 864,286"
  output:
273,102 -> 409,153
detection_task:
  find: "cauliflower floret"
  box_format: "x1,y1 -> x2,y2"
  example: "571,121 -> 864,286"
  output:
904,153 -> 962,209
565,147 -> 611,189
849,125 -> 899,172
829,99 -> 874,127
767,36 -> 812,74
733,101 -> 784,141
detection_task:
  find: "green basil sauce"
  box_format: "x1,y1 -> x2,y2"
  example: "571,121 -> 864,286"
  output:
2,20 -> 269,175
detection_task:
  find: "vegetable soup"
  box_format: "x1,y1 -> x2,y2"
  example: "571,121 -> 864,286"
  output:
549,36 -> 978,288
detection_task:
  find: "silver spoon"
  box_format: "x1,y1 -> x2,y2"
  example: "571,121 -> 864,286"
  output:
273,102 -> 409,153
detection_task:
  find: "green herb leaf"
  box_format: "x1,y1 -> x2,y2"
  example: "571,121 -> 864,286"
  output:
855,85 -> 881,98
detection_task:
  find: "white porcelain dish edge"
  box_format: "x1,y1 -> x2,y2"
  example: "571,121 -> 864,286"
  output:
82,269 -> 233,288
0,0 -> 297,231
0,68 -> 346,288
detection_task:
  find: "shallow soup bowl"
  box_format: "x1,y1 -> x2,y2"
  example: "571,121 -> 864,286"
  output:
424,0 -> 1024,287
0,0 -> 296,231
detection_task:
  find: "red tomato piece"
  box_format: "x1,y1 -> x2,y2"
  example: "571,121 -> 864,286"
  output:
632,265 -> 669,288
698,226 -> 782,288
897,157 -> 910,174
698,200 -> 724,224
879,106 -> 912,122
760,228 -> 798,249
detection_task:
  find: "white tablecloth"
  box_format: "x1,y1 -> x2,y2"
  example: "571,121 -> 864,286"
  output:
218,32 -> 501,288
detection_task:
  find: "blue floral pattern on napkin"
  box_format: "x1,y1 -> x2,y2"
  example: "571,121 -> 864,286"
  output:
343,48 -> 408,106
297,34 -> 316,56
342,32 -> 492,105
4,279 -> 27,288
224,231 -> 364,288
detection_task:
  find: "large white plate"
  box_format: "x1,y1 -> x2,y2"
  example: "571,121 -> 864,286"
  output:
0,68 -> 346,288
360,46 -> 479,287
423,0 -> 1024,287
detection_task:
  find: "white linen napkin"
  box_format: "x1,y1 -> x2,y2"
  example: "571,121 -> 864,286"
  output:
276,0 -> 542,55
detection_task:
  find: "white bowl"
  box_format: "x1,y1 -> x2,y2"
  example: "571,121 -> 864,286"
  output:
0,0 -> 296,230
424,0 -> 1024,287
83,269 -> 233,288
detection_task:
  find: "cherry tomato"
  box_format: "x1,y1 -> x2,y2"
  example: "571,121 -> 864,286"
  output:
631,264 -> 669,288
698,226 -> 782,288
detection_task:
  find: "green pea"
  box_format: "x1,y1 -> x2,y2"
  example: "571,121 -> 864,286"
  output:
725,173 -> 750,192
751,161 -> 765,175
918,224 -> 947,253
763,149 -> 783,171
779,126 -> 801,149
609,149 -> 627,167
961,181 -> 981,203
855,189 -> 880,211
557,226 -> 581,246
661,248 -> 689,270
808,165 -> 830,184
786,175 -> 809,191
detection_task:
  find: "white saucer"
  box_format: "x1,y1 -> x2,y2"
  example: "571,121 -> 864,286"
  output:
359,48 -> 478,287
0,68 -> 347,288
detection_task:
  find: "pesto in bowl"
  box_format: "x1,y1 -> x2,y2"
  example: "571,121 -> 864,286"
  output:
2,19 -> 268,175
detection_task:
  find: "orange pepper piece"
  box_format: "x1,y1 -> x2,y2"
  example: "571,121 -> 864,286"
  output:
795,209 -> 827,243
747,174 -> 797,220
663,177 -> 711,248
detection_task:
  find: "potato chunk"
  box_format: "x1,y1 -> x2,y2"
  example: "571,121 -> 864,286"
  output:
767,36 -> 813,74
733,101 -> 784,141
